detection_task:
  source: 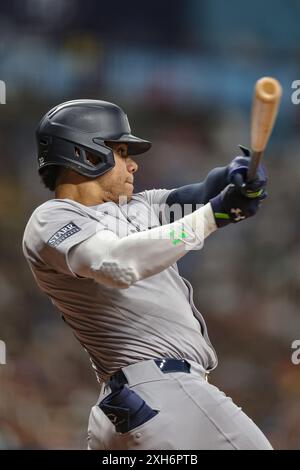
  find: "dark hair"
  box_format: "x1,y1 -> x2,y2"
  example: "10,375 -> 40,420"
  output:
39,165 -> 62,191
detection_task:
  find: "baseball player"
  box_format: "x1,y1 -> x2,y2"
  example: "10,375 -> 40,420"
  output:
23,99 -> 273,450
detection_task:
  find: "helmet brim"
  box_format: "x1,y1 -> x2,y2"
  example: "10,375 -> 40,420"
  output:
106,133 -> 152,155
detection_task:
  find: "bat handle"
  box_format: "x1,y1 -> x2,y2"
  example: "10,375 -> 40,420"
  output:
246,150 -> 263,183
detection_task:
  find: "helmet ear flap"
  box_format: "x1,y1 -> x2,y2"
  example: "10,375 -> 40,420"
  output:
85,151 -> 104,167
74,146 -> 81,158
40,136 -> 51,147
74,145 -> 106,167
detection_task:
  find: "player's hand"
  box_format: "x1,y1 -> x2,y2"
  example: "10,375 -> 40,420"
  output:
227,145 -> 268,197
209,178 -> 267,228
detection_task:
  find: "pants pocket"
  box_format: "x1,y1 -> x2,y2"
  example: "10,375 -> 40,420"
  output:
99,385 -> 159,434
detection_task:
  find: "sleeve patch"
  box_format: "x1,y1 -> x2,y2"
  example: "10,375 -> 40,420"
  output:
47,222 -> 81,247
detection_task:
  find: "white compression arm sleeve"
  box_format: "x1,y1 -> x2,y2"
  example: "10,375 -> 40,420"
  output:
68,203 -> 217,288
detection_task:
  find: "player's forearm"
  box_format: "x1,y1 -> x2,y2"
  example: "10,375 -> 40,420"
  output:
165,166 -> 228,222
69,203 -> 217,288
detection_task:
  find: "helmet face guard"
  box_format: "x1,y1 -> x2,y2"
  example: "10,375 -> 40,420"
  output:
37,99 -> 152,178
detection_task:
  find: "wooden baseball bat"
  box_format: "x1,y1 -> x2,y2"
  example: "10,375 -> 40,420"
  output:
247,77 -> 282,182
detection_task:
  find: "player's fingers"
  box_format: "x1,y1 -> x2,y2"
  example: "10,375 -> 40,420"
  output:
231,172 -> 246,190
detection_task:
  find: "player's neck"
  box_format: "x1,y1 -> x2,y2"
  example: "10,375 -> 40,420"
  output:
55,181 -> 112,206
54,168 -> 114,206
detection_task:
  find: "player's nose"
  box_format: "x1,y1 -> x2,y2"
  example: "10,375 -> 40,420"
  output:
127,157 -> 138,174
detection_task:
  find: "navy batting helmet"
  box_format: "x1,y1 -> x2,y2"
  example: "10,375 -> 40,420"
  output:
36,99 -> 152,178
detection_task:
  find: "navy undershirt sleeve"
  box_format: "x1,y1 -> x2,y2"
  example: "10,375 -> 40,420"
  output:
165,166 -> 228,222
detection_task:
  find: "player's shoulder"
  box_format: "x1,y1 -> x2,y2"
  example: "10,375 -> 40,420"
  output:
23,199 -> 90,254
25,198 -> 90,226
31,198 -> 88,216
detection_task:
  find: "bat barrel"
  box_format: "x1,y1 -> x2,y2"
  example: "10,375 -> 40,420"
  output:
247,77 -> 282,183
255,77 -> 282,103
250,77 -> 282,155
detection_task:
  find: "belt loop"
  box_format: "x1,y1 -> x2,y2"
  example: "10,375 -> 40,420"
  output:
121,359 -> 168,386
108,358 -> 209,389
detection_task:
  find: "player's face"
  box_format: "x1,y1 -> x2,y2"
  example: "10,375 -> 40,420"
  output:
97,143 -> 138,202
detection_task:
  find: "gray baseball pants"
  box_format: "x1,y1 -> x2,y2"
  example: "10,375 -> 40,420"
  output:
87,359 -> 273,450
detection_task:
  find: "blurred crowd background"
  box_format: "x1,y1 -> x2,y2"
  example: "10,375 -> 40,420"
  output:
0,0 -> 300,449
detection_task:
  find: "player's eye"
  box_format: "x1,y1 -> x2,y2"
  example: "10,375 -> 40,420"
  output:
119,147 -> 127,158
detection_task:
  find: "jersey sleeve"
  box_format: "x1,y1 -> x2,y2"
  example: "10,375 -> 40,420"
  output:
23,200 -> 107,276
138,188 -> 175,206
135,188 -> 176,223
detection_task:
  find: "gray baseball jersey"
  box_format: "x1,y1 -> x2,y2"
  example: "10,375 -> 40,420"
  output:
23,189 -> 218,382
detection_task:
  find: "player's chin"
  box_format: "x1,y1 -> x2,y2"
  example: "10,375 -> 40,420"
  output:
125,182 -> 134,196
117,184 -> 134,202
